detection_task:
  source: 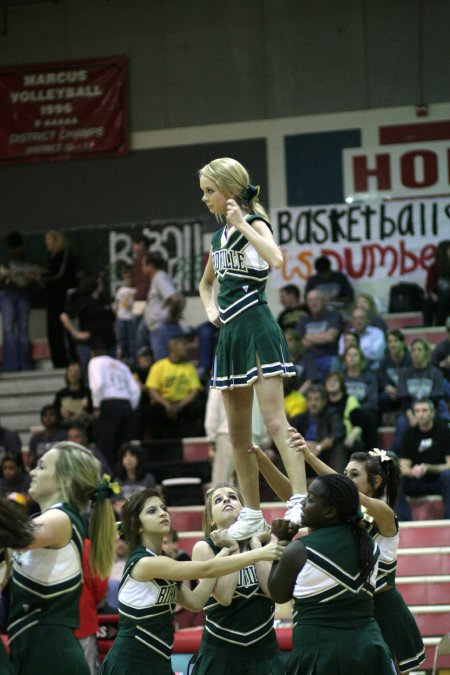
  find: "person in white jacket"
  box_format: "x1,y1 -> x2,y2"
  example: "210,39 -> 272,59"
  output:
88,346 -> 141,469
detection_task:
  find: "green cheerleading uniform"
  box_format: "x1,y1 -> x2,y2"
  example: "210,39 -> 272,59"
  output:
99,545 -> 178,675
210,216 -> 295,389
285,525 -> 394,675
367,520 -> 425,673
192,538 -> 283,675
8,502 -> 88,675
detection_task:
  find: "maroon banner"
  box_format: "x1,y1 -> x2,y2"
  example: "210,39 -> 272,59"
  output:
0,55 -> 129,163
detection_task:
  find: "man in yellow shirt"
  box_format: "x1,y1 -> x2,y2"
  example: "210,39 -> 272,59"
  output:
145,336 -> 204,438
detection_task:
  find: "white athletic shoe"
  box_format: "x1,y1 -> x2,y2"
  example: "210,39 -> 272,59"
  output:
284,494 -> 305,525
227,507 -> 267,541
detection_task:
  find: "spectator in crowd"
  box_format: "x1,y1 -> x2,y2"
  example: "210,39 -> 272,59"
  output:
354,292 -> 388,333
296,289 -> 344,380
305,255 -> 354,311
53,361 -> 92,428
88,345 -> 141,469
391,337 -> 449,454
330,329 -> 359,373
130,234 -> 150,353
284,328 -> 321,396
378,329 -> 412,421
277,284 -> 306,331
423,240 -> 450,326
396,399 -> 450,520
43,229 -> 78,368
75,538 -> 108,675
142,251 -> 185,361
145,335 -> 204,439
431,315 -> 450,394
0,417 -> 21,462
113,442 -> 156,507
343,346 -> 379,449
0,231 -> 42,372
28,404 -> 67,469
66,421 -> 112,477
290,384 -> 346,473
60,274 -> 116,375
0,452 -> 30,497
324,372 -> 363,453
339,307 -> 386,370
113,265 -> 137,364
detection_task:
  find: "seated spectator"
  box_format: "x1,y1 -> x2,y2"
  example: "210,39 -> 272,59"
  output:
330,330 -> 359,373
60,274 -> 116,375
354,293 -> 388,333
284,328 -> 320,396
28,404 -> 67,469
324,372 -> 363,454
396,399 -> 450,520
305,255 -> 354,311
142,251 -> 185,361
338,307 -> 386,370
277,284 -> 306,331
88,345 -> 141,470
113,442 -> 156,506
0,418 -> 21,463
430,315 -> 450,398
290,384 -> 346,473
343,346 -> 379,448
423,240 -> 450,326
296,289 -> 344,380
391,338 -> 449,454
66,421 -> 112,477
0,452 -> 30,497
145,335 -> 204,439
378,329 -> 412,421
53,361 -> 92,428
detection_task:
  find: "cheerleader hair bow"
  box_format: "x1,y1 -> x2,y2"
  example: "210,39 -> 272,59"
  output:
92,474 -> 121,503
369,448 -> 392,463
242,183 -> 260,202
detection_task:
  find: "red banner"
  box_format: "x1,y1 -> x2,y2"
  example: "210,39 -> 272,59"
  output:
0,55 -> 129,163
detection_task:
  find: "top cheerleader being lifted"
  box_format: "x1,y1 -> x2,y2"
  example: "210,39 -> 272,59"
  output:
198,157 -> 307,540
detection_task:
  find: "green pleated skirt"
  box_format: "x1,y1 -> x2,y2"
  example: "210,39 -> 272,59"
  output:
285,619 -> 395,675
192,631 -> 283,675
374,587 -> 425,673
99,635 -> 174,675
211,304 -> 295,389
9,625 -> 90,675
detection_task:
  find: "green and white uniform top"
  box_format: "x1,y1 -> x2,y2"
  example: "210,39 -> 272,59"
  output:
366,519 -> 399,591
117,545 -> 178,660
292,525 -> 380,627
202,538 -> 276,647
211,215 -> 272,324
8,502 -> 84,643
